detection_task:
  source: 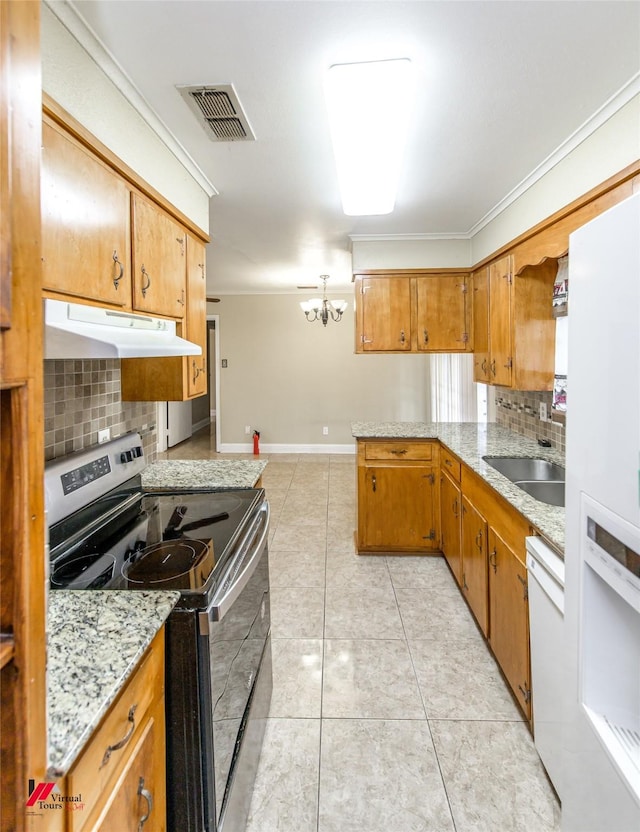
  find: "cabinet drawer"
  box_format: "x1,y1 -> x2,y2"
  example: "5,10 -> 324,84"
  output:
440,448 -> 461,481
365,441 -> 433,461
67,633 -> 164,832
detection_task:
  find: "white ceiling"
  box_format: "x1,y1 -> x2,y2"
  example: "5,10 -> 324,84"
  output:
67,1 -> 639,294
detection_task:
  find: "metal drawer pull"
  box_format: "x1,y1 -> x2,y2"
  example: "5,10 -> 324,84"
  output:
141,266 -> 151,297
423,329 -> 429,344
481,358 -> 488,374
489,548 -> 497,573
137,777 -> 153,831
453,498 -> 458,517
112,251 -> 124,289
400,330 -> 405,343
100,704 -> 137,768
192,360 -> 200,384
444,458 -> 452,467
490,359 -> 496,376
390,448 -> 407,455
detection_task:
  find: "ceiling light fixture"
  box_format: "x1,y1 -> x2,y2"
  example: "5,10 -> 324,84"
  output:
325,58 -> 414,216
300,276 -> 347,327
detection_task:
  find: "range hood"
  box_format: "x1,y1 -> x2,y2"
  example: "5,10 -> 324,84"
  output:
44,299 -> 202,359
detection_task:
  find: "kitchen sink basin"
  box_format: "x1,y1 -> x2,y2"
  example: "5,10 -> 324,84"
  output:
482,456 -> 566,483
512,480 -> 565,507
482,456 -> 566,507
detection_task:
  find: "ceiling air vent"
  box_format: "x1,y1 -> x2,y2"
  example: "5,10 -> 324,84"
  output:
177,84 -> 256,142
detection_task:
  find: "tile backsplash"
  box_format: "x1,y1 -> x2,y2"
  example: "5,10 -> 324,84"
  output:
494,388 -> 566,453
44,359 -> 157,462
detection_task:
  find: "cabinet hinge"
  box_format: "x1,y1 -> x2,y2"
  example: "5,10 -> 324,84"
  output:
507,272 -> 513,284
461,332 -> 469,343
422,529 -> 436,540
518,682 -> 531,704
459,282 -> 468,294
505,356 -> 513,369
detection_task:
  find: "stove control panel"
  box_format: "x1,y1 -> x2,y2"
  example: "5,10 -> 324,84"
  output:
61,456 -> 111,495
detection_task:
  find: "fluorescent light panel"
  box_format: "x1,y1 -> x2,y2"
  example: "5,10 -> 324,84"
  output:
325,58 -> 414,216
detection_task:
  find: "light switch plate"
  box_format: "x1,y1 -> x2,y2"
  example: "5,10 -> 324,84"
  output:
98,428 -> 111,444
539,402 -> 548,421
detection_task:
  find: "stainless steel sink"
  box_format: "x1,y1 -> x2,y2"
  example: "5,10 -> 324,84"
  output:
482,456 -> 566,507
483,456 -> 566,482
512,480 -> 565,507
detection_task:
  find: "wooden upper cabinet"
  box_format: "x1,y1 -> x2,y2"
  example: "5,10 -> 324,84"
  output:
415,274 -> 468,352
356,275 -> 412,351
487,254 -> 513,387
354,272 -> 470,353
41,118 -> 131,307
472,267 -> 490,383
186,235 -> 207,398
132,193 -> 186,318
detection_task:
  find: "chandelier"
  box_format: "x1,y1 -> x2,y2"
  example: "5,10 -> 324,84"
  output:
300,275 -> 348,326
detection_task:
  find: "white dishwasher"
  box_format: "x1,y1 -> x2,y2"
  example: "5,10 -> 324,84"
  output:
526,535 -> 565,799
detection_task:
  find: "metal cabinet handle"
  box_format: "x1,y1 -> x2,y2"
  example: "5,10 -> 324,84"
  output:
444,458 -> 452,467
475,531 -> 483,552
453,498 -> 458,517
112,251 -> 124,289
177,288 -> 185,306
137,777 -> 153,831
489,548 -> 497,573
390,448 -> 407,456
490,359 -> 496,377
100,704 -> 137,768
199,262 -> 205,279
141,266 -> 151,298
372,474 -> 377,493
400,330 -> 405,344
481,358 -> 488,374
192,359 -> 199,385
423,329 -> 429,344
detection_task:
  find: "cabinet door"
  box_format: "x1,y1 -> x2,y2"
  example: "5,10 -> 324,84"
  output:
186,235 -> 207,398
440,469 -> 462,585
132,193 -> 186,318
488,528 -> 531,719
358,276 -> 412,351
94,709 -> 165,832
41,120 -> 131,306
359,465 -> 437,551
488,255 -> 512,386
415,275 -> 468,352
472,267 -> 490,382
461,495 -> 488,635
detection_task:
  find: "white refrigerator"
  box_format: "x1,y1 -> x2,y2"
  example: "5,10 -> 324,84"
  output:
562,192 -> 640,830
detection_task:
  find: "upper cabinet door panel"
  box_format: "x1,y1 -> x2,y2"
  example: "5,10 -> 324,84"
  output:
41,120 -> 131,306
472,268 -> 490,382
186,235 -> 207,398
415,274 -> 468,352
132,193 -> 186,318
488,255 -> 512,387
360,277 -> 412,351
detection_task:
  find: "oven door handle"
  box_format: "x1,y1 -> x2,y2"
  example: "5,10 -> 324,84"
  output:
202,501 -> 270,626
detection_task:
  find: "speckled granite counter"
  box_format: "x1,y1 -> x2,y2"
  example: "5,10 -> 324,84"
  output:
352,421 -> 565,552
141,459 -> 268,491
47,590 -> 180,777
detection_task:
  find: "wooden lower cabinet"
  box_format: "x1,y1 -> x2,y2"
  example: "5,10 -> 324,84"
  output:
440,468 -> 462,585
488,529 -> 532,720
460,495 -> 489,635
62,630 -> 166,832
356,440 -> 439,553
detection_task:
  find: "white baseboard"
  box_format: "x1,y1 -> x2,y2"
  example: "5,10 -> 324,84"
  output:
219,442 -> 356,454
192,417 -> 211,433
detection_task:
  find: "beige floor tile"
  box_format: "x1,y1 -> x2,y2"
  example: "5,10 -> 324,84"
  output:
245,718 -> 320,832
386,553 -> 460,592
323,582 -> 404,639
319,719 -> 454,832
396,586 -> 484,641
269,549 -> 326,587
269,638 -> 323,718
270,586 -> 325,638
270,523 -> 327,552
322,639 -> 425,719
430,720 -> 561,832
409,638 -> 524,720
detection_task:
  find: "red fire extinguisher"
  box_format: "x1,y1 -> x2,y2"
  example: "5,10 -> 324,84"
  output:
253,430 -> 260,456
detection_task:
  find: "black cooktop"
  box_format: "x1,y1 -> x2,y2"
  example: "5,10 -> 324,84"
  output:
50,488 -> 264,596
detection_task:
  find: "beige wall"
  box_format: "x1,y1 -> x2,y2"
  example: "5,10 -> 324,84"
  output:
41,4 -> 210,231
217,295 -> 430,448
352,237 -> 471,270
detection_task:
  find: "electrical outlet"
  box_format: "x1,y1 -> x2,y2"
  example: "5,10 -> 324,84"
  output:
539,402 -> 548,421
98,428 -> 111,444
322,426 -> 329,435
245,425 -> 251,435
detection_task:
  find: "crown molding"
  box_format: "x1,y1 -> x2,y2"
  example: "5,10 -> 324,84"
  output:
349,231 -> 471,242
45,0 -> 218,198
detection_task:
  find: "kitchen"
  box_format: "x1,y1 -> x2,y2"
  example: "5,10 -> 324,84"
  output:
2,1 -> 639,831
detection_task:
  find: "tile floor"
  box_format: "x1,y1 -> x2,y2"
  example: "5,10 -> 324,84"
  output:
161,430 -> 561,831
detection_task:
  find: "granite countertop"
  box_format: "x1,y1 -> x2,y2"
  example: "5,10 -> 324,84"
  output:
141,459 -> 268,491
47,590 -> 180,778
351,421 -> 565,552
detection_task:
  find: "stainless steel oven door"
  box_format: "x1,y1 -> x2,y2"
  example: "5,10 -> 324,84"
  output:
206,500 -> 271,831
